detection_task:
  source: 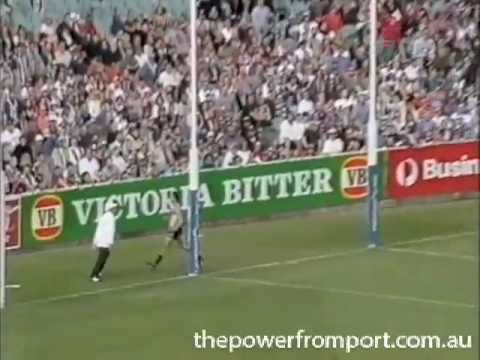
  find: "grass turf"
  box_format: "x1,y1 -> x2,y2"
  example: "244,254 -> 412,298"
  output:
3,199 -> 479,359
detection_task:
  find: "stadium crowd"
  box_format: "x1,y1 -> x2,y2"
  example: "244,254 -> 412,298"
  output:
0,0 -> 478,194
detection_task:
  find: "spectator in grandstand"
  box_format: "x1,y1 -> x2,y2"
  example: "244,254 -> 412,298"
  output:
279,115 -> 306,146
78,149 -> 100,183
1,122 -> 22,149
12,136 -> 33,169
322,128 -> 344,154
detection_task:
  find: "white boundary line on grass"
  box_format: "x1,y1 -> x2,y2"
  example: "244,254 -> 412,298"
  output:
20,248 -> 366,306
391,231 -> 476,247
18,231 -> 477,306
211,276 -> 476,310
388,248 -> 477,262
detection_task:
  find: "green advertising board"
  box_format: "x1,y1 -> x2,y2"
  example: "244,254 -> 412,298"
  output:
21,152 -> 384,249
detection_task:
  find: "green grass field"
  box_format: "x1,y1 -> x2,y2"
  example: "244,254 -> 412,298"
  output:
4,199 -> 479,359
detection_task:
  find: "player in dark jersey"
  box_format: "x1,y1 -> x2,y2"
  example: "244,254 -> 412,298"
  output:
147,191 -> 185,270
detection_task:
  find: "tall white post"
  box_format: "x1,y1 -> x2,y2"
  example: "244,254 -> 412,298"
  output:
189,0 -> 199,191
0,110 -> 6,360
0,110 -> 6,310
0,172 -> 7,315
367,0 -> 381,247
187,0 -> 202,275
0,171 -> 5,310
368,0 -> 378,167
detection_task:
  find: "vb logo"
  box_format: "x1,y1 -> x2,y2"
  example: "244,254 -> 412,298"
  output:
31,195 -> 64,241
341,156 -> 369,199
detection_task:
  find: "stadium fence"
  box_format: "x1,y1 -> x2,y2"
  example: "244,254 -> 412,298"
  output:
4,140 -> 479,251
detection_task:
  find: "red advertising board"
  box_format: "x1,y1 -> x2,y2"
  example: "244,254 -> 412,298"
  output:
389,142 -> 480,199
4,198 -> 21,250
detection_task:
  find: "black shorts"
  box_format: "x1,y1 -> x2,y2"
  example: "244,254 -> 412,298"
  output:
169,227 -> 183,241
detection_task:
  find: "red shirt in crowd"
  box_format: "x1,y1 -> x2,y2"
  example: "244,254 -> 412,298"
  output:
36,109 -> 50,137
381,17 -> 403,45
324,11 -> 344,33
53,177 -> 69,189
11,180 -> 28,194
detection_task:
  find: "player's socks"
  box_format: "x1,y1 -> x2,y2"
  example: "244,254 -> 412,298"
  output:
146,254 -> 163,270
154,254 -> 163,265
